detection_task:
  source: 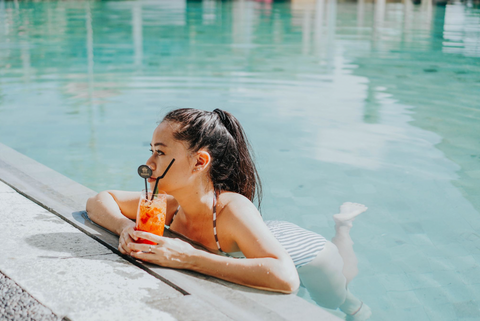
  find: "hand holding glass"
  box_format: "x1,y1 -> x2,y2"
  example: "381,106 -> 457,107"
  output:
135,190 -> 167,245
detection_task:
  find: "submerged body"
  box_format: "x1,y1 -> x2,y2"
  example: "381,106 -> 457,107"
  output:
265,220 -> 327,268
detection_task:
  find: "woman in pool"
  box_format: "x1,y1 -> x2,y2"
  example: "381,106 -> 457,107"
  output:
86,108 -> 371,320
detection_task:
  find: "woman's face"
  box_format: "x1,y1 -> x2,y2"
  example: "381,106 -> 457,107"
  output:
146,121 -> 195,194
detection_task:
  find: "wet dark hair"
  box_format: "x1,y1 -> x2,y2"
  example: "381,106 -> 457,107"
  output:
162,108 -> 262,208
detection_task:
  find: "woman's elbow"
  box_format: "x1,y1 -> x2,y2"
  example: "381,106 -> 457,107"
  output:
86,194 -> 98,219
86,195 -> 95,212
86,191 -> 108,219
281,271 -> 300,294
274,260 -> 300,293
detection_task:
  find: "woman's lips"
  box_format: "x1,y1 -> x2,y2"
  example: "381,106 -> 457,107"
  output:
148,177 -> 157,183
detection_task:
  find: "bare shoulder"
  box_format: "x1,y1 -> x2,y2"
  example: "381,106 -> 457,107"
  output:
217,192 -> 260,220
216,192 -> 287,259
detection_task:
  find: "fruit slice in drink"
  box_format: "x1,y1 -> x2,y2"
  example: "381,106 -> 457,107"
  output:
135,191 -> 167,245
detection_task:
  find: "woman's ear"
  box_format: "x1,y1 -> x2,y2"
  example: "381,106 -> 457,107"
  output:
193,150 -> 211,173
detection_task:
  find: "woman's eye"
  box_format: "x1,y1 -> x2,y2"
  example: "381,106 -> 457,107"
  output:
149,149 -> 163,156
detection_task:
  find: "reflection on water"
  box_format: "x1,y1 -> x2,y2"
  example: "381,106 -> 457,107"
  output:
1,0 -> 480,320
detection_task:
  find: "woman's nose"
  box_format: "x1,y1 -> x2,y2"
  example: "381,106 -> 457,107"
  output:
146,156 -> 155,171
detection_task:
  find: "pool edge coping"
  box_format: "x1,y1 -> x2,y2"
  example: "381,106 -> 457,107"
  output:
0,142 -> 341,321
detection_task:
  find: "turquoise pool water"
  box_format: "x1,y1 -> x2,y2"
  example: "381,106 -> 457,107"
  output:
1,0 -> 479,319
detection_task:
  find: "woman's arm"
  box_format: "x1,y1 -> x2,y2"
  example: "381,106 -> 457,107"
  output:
192,252 -> 299,293
86,190 -> 179,254
129,233 -> 298,293
86,190 -> 139,235
127,195 -> 300,293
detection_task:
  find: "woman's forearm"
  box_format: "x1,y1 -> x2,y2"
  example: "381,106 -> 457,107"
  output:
86,191 -> 134,235
128,230 -> 299,293
188,250 -> 299,293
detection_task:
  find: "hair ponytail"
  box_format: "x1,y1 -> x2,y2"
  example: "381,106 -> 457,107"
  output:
162,108 -> 262,208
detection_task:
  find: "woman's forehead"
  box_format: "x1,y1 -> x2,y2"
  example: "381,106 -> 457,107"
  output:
152,121 -> 188,150
152,122 -> 175,144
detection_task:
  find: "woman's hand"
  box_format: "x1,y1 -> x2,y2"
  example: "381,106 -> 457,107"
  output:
127,231 -> 196,269
118,222 -> 137,255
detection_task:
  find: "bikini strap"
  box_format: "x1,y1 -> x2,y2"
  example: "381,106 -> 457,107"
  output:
170,205 -> 180,224
213,191 -> 226,254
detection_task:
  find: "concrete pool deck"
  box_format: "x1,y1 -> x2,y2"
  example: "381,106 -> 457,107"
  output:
0,142 -> 340,321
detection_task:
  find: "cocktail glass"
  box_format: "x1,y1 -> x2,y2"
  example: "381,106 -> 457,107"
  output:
135,190 -> 167,245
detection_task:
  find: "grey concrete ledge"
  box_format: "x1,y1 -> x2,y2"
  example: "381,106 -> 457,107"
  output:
0,142 -> 340,321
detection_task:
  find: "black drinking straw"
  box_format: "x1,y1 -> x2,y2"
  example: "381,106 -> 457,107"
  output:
144,179 -> 148,200
137,165 -> 153,200
151,158 -> 175,201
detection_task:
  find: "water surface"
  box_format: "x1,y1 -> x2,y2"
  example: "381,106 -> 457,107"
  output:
1,0 -> 479,320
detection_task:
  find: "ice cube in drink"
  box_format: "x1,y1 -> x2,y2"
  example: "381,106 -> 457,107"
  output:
135,190 -> 167,245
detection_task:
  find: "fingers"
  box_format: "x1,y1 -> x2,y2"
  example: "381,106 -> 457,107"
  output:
127,227 -> 138,241
133,231 -> 163,244
130,250 -> 153,263
118,236 -> 131,255
128,242 -> 156,253
118,229 -> 135,255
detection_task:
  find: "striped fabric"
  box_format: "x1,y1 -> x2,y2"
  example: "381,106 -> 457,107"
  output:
171,194 -> 326,268
212,193 -> 223,253
265,220 -> 327,268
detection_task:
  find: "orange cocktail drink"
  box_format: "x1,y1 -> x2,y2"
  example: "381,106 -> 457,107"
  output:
135,190 -> 167,245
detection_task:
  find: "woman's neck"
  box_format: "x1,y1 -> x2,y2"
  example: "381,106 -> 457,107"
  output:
171,178 -> 215,221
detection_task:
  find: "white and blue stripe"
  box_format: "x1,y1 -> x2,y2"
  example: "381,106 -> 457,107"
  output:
172,194 -> 326,267
265,220 -> 326,268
